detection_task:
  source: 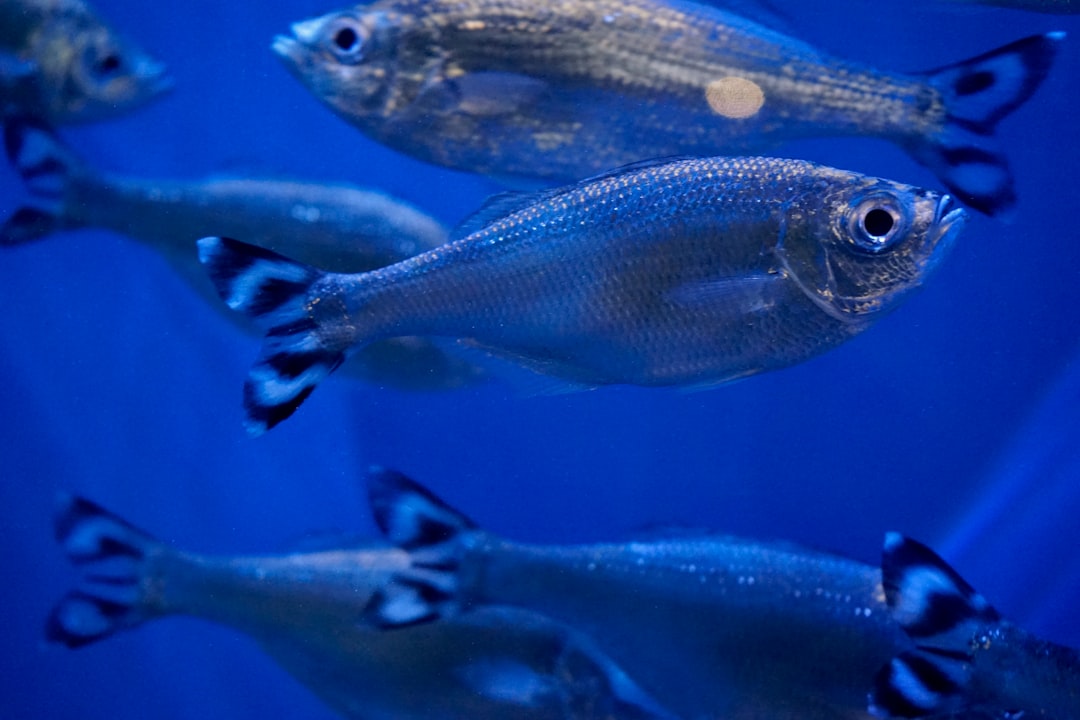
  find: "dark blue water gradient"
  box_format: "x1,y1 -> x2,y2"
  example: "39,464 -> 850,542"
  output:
0,1 -> 1077,718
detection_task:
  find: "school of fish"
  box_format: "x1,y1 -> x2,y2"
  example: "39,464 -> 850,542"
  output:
2,0 -> 1077,717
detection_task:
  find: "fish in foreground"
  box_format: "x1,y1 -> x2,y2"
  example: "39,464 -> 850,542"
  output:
199,156 -> 965,434
2,117 -> 484,392
0,0 -> 170,123
362,467 -> 1080,720
48,493 -> 676,720
272,0 -> 1064,216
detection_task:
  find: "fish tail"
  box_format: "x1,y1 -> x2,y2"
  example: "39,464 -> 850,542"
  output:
197,236 -> 348,435
362,466 -> 478,628
914,32 -> 1064,216
48,494 -> 166,648
868,533 -> 1001,718
2,116 -> 82,245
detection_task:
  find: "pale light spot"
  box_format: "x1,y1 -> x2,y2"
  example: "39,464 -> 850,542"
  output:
705,76 -> 765,119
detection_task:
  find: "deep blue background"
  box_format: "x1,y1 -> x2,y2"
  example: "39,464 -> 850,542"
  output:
1,1 -> 1078,718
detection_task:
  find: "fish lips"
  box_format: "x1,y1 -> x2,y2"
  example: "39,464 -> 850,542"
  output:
923,194 -> 967,279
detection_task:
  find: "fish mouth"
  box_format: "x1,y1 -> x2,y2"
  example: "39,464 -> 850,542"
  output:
138,59 -> 174,95
271,34 -> 301,62
930,194 -> 967,250
922,193 -> 967,278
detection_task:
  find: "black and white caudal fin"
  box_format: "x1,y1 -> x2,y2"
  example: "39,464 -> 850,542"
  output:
48,494 -> 161,648
913,32 -> 1064,216
868,533 -> 1002,718
197,237 -> 346,435
1,116 -> 81,245
362,467 -> 478,628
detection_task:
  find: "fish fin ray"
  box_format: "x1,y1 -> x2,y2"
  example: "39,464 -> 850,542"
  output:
48,494 -> 161,648
362,467 -> 476,628
197,236 -> 346,435
914,32 -> 1064,216
2,116 -> 82,243
667,272 -> 785,312
450,156 -> 697,239
869,533 -> 1003,718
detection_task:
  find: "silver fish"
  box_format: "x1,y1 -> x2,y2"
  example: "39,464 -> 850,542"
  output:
272,0 -> 1064,215
48,493 -> 677,720
0,0 -> 170,123
2,117 -> 484,392
362,468 -> 1080,720
198,156 -> 964,434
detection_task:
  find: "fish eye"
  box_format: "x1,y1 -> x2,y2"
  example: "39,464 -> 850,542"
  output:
845,193 -> 908,254
324,18 -> 366,63
95,53 -> 123,76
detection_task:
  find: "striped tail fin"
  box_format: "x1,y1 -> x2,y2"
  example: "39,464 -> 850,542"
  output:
197,236 -> 347,435
2,116 -> 82,245
48,495 -> 164,648
911,32 -> 1064,217
868,533 -> 1001,718
362,467 -> 478,628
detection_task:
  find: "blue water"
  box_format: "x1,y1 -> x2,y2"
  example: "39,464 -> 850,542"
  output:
1,1 -> 1078,718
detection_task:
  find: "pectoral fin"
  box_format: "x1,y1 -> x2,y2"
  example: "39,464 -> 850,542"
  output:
667,272 -> 785,313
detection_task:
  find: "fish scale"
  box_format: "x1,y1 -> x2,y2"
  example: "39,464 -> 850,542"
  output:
199,155 -> 964,433
275,0 -> 1063,214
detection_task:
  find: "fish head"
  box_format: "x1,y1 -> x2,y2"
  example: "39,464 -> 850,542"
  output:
779,176 -> 966,323
48,25 -> 172,123
273,9 -> 402,122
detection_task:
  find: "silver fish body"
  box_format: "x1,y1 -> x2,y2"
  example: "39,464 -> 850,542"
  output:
365,470 -> 1080,720
2,118 -> 483,392
199,156 -> 964,433
49,494 -> 676,720
0,0 -> 170,123
273,0 -> 1063,215
363,469 -> 909,720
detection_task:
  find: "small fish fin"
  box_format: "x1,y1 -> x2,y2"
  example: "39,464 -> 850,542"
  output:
868,533 -> 1001,718
197,237 -> 346,435
2,116 -> 82,244
450,156 -> 696,240
446,71 -> 551,117
450,189 -> 550,241
667,272 -> 785,312
448,339 -> 597,396
48,494 -> 162,648
456,659 -> 554,707
869,648 -> 973,718
914,32 -> 1064,216
712,0 -> 795,35
880,532 -> 1000,640
362,467 -> 476,628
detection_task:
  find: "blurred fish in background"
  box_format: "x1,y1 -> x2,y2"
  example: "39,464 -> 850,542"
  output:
48,493 -> 676,720
1,118 -> 484,391
363,468 -> 1080,720
272,0 -> 1063,215
199,156 -> 964,433
943,0 -> 1080,13
0,0 -> 171,123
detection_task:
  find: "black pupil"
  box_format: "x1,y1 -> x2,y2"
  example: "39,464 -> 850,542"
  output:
97,53 -> 121,74
334,27 -> 359,52
863,208 -> 894,238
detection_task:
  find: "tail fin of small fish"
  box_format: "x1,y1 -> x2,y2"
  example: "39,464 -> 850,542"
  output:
913,32 -> 1064,216
48,494 -> 164,648
362,466 -> 478,628
868,532 -> 1001,718
197,236 -> 347,435
1,116 -> 82,245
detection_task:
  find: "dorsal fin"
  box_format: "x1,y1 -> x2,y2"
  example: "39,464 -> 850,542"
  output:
450,156 -> 697,240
